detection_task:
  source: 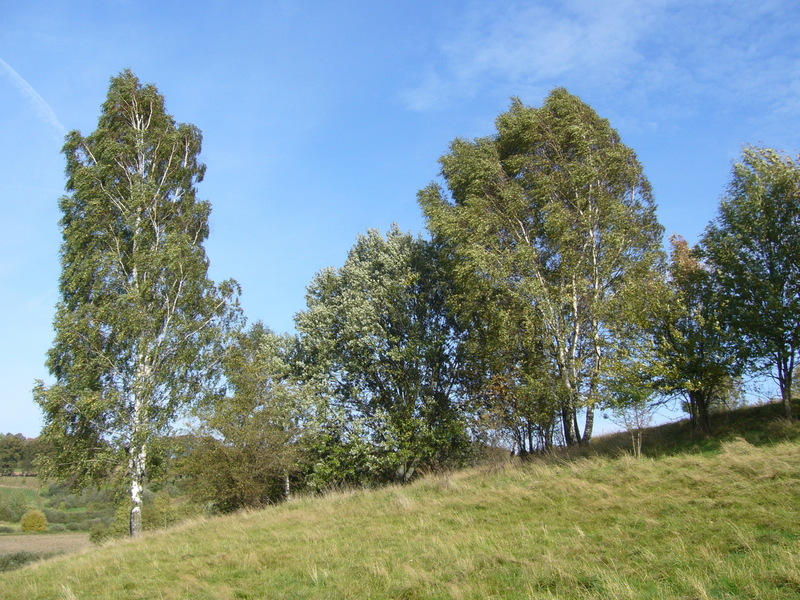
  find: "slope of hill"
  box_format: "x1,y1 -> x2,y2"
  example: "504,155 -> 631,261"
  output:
1,423 -> 798,599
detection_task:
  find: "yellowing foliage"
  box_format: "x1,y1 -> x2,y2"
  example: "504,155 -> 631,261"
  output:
20,509 -> 47,532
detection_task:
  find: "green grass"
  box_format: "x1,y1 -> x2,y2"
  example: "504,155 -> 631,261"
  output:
0,551 -> 60,573
0,486 -> 39,505
0,485 -> 42,526
0,431 -> 798,599
591,399 -> 800,458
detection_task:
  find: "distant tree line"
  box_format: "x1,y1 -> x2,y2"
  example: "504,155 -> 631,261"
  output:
32,71 -> 800,535
0,434 -> 41,475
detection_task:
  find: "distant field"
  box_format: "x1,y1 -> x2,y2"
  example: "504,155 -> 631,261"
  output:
0,533 -> 91,555
0,484 -> 41,516
0,477 -> 41,490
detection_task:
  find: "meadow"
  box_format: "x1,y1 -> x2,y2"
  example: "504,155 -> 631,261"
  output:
0,414 -> 798,599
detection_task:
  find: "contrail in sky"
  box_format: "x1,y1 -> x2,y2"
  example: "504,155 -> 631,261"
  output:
0,57 -> 67,138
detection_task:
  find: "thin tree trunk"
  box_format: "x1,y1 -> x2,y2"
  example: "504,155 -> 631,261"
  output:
633,430 -> 642,458
777,353 -> 794,421
689,391 -> 712,435
527,422 -> 534,454
129,361 -> 149,538
129,444 -> 146,537
544,422 -> 554,450
515,427 -> 523,455
572,408 -> 582,446
782,383 -> 793,421
561,405 -> 577,446
582,405 -> 594,444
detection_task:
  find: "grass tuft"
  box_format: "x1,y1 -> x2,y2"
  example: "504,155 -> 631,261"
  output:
1,404 -> 799,598
0,551 -> 60,572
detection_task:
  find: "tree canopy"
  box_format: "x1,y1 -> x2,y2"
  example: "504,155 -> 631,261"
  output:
420,89 -> 665,446
296,226 -> 470,483
31,74 -> 798,525
34,70 -> 240,536
183,323 -> 312,512
701,146 -> 800,420
651,236 -> 742,433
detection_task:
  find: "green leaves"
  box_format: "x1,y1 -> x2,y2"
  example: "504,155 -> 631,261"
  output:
297,226 -> 469,483
183,323 -> 313,511
648,236 -> 742,433
422,89 -> 665,446
36,71 -> 240,531
701,146 -> 800,419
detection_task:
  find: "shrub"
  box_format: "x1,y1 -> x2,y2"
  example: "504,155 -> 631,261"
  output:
69,511 -> 89,523
0,489 -> 32,522
89,523 -> 113,544
87,508 -> 114,521
765,418 -> 800,442
20,509 -> 47,532
90,506 -> 129,543
0,525 -> 14,533
43,508 -> 68,524
65,522 -> 80,531
0,551 -> 57,573
145,490 -> 178,529
48,524 -> 65,532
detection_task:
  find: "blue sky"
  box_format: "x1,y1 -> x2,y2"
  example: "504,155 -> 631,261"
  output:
2,0 -> 799,437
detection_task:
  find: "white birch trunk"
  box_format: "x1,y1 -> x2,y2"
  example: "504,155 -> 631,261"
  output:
129,358 -> 151,537
129,443 -> 146,537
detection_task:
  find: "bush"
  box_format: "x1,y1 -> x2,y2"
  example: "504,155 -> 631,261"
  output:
89,523 -> 113,544
0,489 -> 32,522
43,508 -> 68,524
69,511 -> 89,523
0,525 -> 14,533
0,551 -> 57,573
145,490 -> 178,529
90,503 -> 136,543
65,522 -> 80,531
20,509 -> 47,532
87,507 -> 115,521
48,524 -> 65,532
765,417 -> 800,442
86,518 -> 106,531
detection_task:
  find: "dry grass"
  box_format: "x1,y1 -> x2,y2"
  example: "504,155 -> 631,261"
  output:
0,533 -> 91,555
0,477 -> 42,491
0,437 -> 798,599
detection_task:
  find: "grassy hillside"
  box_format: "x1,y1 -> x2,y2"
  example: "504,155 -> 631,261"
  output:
0,421 -> 798,599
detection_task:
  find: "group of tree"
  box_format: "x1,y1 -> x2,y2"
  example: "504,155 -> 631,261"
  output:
32,71 -> 800,537
652,147 -> 800,432
0,434 -> 40,475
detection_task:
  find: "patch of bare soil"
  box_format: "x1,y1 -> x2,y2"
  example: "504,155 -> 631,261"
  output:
0,533 -> 91,555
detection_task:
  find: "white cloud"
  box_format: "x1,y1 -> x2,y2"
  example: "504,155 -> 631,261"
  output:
0,57 -> 66,138
400,0 -> 672,110
399,0 -> 800,126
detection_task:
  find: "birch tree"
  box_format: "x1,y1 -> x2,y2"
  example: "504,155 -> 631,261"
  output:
420,90 -> 664,445
701,146 -> 800,420
34,70 -> 240,536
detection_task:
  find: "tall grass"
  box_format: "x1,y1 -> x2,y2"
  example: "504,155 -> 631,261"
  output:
0,436 -> 798,599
